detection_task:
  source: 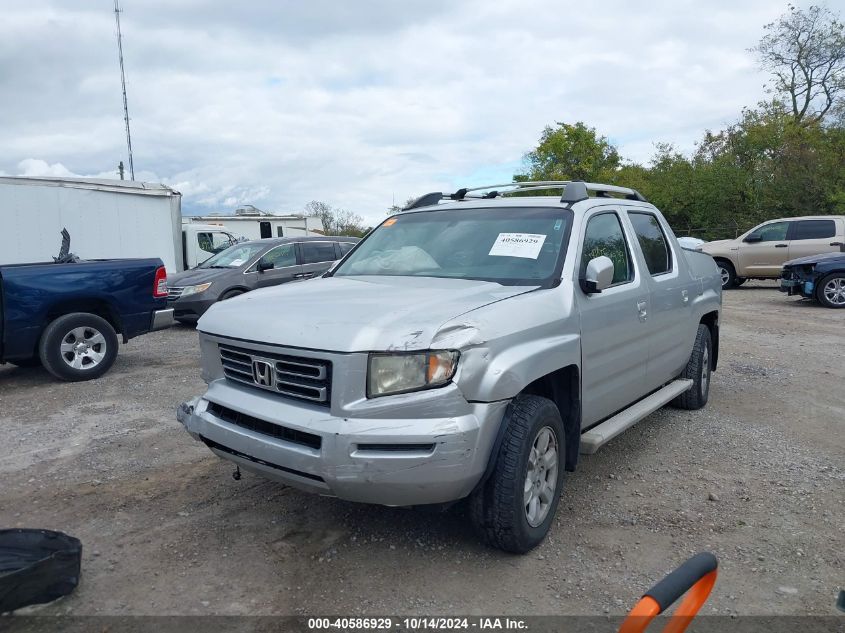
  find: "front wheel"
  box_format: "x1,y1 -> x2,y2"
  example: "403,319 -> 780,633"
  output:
469,395 -> 565,553
716,261 -> 737,289
219,289 -> 245,301
38,313 -> 119,381
672,324 -> 712,410
815,273 -> 845,308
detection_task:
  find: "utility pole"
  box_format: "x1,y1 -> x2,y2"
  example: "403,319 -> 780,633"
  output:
114,0 -> 134,180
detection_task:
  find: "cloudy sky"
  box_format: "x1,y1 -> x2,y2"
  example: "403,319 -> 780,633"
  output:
0,0 -> 789,224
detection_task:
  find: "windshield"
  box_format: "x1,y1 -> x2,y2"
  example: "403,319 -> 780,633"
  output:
333,207 -> 572,285
198,243 -> 266,269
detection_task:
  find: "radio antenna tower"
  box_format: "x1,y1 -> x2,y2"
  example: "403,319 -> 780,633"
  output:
114,0 -> 135,180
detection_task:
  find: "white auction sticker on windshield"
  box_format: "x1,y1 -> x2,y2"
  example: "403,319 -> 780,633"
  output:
488,233 -> 547,259
229,258 -> 245,266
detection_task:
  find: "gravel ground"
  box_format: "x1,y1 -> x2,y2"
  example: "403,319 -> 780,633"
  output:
0,281 -> 842,616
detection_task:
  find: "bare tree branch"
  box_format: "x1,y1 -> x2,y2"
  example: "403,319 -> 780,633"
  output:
752,4 -> 845,124
304,200 -> 366,236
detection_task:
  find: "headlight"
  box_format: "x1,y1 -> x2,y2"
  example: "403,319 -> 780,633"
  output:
367,350 -> 459,397
180,282 -> 212,297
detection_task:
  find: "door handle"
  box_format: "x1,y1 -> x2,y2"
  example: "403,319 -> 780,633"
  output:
636,300 -> 648,321
774,244 -> 788,248
831,242 -> 843,247
293,273 -> 309,279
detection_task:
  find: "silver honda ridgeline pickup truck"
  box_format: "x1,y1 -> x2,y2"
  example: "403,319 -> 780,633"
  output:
178,181 -> 721,553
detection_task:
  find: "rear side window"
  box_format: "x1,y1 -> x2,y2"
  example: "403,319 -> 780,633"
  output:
628,212 -> 671,275
792,219 -> 836,240
301,241 -> 337,264
338,241 -> 355,256
581,213 -> 633,285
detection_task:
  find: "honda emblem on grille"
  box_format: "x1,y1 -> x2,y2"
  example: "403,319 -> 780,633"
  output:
252,360 -> 274,387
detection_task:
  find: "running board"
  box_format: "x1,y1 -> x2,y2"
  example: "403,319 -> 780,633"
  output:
579,379 -> 693,454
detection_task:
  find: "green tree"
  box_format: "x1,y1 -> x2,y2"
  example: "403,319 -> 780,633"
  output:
516,122 -> 621,182
508,7 -> 845,238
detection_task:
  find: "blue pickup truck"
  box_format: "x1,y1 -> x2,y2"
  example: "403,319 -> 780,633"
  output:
0,259 -> 174,381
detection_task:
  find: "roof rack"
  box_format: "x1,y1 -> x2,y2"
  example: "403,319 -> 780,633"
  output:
402,181 -> 647,210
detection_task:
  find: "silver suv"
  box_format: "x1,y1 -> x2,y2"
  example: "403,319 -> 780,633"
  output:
177,181 -> 722,552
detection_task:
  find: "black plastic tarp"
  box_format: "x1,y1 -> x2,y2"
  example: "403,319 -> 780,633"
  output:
0,529 -> 81,613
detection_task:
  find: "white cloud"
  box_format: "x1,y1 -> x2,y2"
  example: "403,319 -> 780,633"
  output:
17,159 -> 75,177
0,0 -> 788,226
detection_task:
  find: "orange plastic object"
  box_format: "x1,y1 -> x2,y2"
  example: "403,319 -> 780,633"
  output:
661,570 -> 717,633
618,570 -> 717,633
619,596 -> 660,633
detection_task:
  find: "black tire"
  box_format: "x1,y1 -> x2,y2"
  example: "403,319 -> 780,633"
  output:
815,273 -> 845,309
38,313 -> 119,382
716,260 -> 737,289
734,278 -> 746,286
9,358 -> 41,368
219,289 -> 245,301
672,324 -> 712,410
469,395 -> 565,553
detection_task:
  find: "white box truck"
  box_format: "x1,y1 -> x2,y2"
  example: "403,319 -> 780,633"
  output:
0,176 -> 236,272
188,213 -> 320,240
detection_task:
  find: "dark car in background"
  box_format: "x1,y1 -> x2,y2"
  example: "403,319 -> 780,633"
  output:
780,250 -> 845,308
166,236 -> 359,323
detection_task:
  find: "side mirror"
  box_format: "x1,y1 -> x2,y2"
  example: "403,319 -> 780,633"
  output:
257,257 -> 274,272
582,255 -> 614,294
743,234 -> 762,243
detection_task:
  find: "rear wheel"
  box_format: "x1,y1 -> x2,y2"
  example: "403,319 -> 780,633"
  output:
735,278 -> 746,286
816,273 -> 845,308
469,395 -> 565,553
38,313 -> 118,381
672,324 -> 712,410
716,261 -> 737,289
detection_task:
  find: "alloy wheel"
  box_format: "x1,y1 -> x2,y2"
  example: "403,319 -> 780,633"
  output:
823,277 -> 845,306
524,426 -> 558,527
60,326 -> 107,370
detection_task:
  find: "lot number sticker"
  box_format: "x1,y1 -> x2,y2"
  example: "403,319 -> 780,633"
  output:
488,233 -> 547,259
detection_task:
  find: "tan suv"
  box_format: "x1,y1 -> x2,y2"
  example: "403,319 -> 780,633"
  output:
701,216 -> 845,289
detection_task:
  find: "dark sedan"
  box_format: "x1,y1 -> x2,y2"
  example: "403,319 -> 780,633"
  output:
167,236 -> 359,323
780,251 -> 845,308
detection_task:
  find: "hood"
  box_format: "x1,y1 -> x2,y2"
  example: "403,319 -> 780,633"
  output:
167,267 -> 230,287
700,239 -> 736,252
784,252 -> 845,266
198,275 -> 534,352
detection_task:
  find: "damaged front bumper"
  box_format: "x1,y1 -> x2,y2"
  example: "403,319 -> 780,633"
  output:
780,266 -> 817,297
177,382 -> 508,507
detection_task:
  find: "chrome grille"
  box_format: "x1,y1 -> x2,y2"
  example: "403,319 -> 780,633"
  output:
218,344 -> 332,405
167,286 -> 185,301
